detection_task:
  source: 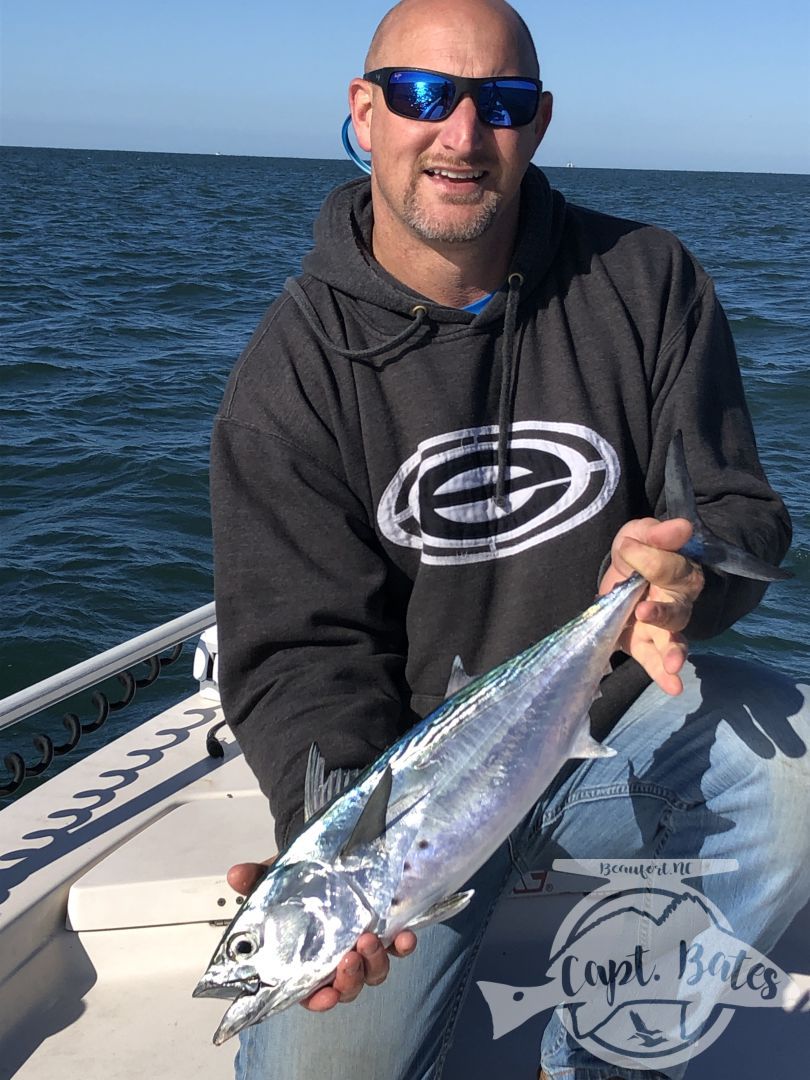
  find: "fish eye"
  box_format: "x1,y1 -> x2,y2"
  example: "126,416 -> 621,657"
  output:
227,932 -> 259,961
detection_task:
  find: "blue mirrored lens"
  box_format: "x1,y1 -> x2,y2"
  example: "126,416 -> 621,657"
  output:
388,71 -> 456,120
480,80 -> 539,127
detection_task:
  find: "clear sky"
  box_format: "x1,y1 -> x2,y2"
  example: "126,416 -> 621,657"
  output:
1,0 -> 809,172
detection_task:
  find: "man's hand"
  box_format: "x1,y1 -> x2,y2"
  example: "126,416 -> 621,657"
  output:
599,517 -> 705,696
226,860 -> 417,1011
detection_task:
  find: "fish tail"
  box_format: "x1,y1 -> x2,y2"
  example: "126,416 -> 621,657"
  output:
666,432 -> 792,582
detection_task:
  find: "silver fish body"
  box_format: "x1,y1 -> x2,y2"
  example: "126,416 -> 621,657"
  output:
195,574 -> 646,1044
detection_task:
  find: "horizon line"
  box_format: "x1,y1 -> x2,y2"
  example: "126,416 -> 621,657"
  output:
2,143 -> 809,178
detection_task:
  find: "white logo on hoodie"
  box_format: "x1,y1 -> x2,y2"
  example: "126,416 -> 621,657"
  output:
377,422 -> 619,564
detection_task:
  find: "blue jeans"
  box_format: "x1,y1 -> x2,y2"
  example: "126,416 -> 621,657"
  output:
234,656 -> 810,1079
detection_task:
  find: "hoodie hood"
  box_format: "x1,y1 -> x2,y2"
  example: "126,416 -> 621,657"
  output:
299,163 -> 566,328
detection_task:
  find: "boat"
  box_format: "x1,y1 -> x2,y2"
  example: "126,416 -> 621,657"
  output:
1,611 -> 808,1078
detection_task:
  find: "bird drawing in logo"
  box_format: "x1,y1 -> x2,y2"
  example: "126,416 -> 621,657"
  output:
628,1010 -> 668,1048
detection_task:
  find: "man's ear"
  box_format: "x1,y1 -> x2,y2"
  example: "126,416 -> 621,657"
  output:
349,78 -> 374,153
533,91 -> 553,151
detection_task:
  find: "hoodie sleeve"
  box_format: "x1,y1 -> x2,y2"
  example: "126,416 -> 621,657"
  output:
646,274 -> 792,638
210,413 -> 411,850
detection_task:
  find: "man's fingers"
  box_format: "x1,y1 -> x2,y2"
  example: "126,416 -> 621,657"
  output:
226,859 -> 273,895
388,929 -> 417,958
607,516 -> 661,579
620,618 -> 688,694
618,536 -> 703,599
630,634 -> 686,695
605,517 -> 701,696
600,518 -> 703,602
302,986 -> 342,1012
303,950 -> 366,1010
357,933 -> 391,986
334,948 -> 369,1002
634,597 -> 692,634
300,928 -> 418,1012
641,517 -> 694,556
663,636 -> 689,675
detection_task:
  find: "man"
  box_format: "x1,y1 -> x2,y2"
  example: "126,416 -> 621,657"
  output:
210,1 -> 809,1077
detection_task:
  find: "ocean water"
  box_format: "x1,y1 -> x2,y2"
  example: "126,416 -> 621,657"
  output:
1,147 -> 809,796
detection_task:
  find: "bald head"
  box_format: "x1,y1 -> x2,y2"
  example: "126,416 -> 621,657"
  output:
365,0 -> 540,78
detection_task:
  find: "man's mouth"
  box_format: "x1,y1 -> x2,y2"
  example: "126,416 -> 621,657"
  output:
424,168 -> 486,182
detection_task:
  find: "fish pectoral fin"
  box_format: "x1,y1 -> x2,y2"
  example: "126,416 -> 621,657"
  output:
570,726 -> 616,760
445,655 -> 474,698
339,765 -> 393,857
405,889 -> 475,932
303,743 -> 363,822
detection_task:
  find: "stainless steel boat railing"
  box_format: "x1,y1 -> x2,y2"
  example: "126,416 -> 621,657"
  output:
0,602 -> 216,796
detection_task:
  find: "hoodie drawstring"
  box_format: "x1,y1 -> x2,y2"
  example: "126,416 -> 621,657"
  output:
494,271 -> 524,511
285,277 -> 429,361
287,272 -> 523,513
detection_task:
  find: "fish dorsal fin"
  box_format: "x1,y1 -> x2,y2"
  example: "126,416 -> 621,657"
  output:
405,889 -> 475,932
304,743 -> 362,822
445,655 -> 474,699
571,725 -> 617,760
339,765 -> 393,857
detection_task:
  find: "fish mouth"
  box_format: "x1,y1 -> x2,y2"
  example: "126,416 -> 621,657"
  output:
212,984 -> 288,1046
192,970 -> 260,1000
193,969 -> 291,1044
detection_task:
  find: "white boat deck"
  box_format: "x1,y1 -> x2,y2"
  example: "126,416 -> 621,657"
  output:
2,689 -> 808,1079
0,691 -> 257,1080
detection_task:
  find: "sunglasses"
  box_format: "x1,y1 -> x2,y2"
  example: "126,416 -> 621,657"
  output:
363,67 -> 542,128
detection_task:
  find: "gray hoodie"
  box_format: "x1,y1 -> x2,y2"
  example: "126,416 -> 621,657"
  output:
210,165 -> 790,847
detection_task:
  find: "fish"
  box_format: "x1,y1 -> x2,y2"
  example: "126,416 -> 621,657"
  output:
193,432 -> 791,1045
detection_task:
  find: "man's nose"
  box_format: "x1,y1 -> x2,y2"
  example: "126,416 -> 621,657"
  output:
437,95 -> 485,154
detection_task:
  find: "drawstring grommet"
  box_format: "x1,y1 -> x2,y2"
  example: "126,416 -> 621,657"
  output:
507,271 -> 524,287
283,277 -> 429,361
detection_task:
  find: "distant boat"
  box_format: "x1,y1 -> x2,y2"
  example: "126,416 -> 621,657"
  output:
565,161 -> 575,168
